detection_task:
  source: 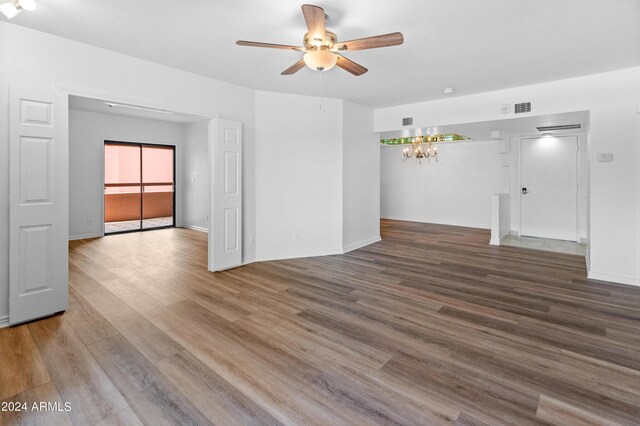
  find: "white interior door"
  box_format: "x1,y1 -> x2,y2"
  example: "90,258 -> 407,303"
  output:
521,135 -> 577,241
209,119 -> 242,271
9,89 -> 69,324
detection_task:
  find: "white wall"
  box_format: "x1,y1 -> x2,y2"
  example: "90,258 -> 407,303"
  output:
375,67 -> 640,285
342,101 -> 380,252
0,21 -> 257,319
69,109 -> 186,239
0,29 -> 8,323
490,193 -> 511,245
183,121 -> 210,232
254,91 -> 344,260
381,140 -> 503,229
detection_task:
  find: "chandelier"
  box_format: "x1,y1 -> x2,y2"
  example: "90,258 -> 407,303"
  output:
402,136 -> 437,163
380,133 -> 470,164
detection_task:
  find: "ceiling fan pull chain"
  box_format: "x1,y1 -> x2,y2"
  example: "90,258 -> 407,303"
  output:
319,71 -> 324,110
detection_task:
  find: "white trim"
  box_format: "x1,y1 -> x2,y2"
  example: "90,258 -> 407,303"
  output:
490,230 -> 512,246
69,233 -> 103,241
255,248 -> 343,262
182,225 -> 208,233
381,215 -> 489,230
343,236 -> 381,253
0,315 -> 9,329
588,271 -> 640,287
55,85 -> 213,119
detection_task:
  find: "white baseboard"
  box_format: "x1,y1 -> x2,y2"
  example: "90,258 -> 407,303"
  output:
0,315 -> 9,329
342,236 -> 381,253
255,248 -> 343,262
587,270 -> 640,287
69,233 -> 102,241
182,225 -> 208,233
381,215 -> 489,230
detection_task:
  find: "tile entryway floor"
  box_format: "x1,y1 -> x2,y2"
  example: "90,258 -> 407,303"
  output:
105,216 -> 173,234
500,235 -> 587,256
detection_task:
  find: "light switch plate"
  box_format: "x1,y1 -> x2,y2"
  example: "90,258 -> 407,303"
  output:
597,153 -> 613,162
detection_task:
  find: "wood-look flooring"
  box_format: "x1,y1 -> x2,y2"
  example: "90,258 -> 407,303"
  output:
2,219 -> 640,425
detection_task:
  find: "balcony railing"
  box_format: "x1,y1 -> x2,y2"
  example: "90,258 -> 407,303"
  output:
104,182 -> 174,223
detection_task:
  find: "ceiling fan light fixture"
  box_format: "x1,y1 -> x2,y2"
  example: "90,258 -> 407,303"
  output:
0,2 -> 19,18
18,0 -> 36,11
303,49 -> 337,72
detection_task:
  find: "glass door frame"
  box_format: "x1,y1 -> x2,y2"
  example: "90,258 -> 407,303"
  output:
104,140 -> 176,235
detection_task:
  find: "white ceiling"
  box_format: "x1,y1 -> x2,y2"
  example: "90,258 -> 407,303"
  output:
69,95 -> 205,124
8,0 -> 640,108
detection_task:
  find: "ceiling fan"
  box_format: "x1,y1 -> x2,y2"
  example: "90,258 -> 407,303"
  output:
236,4 -> 404,76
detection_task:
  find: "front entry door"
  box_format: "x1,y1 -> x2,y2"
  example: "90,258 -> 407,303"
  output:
9,89 -> 69,325
521,135 -> 577,241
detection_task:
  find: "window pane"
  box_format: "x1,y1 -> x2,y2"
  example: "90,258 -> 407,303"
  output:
104,144 -> 141,233
142,146 -> 173,184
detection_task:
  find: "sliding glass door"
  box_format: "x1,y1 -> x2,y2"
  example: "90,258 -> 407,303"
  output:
104,141 -> 175,235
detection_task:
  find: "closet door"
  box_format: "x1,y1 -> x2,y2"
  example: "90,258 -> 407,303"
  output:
9,88 -> 69,325
209,119 -> 242,271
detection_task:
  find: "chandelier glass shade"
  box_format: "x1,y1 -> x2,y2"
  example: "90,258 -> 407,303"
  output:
0,0 -> 36,19
303,48 -> 338,71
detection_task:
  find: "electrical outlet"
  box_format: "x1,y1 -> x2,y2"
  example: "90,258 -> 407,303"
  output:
293,232 -> 301,241
86,218 -> 93,225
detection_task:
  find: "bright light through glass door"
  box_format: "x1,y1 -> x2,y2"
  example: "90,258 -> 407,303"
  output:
142,145 -> 174,230
104,142 -> 175,234
104,143 -> 142,234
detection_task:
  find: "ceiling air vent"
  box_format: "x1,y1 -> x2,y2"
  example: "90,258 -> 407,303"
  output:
536,124 -> 582,132
402,117 -> 413,126
514,102 -> 531,114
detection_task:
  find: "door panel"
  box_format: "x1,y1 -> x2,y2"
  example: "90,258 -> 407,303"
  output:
521,136 -> 577,241
209,119 -> 242,271
10,89 -> 68,325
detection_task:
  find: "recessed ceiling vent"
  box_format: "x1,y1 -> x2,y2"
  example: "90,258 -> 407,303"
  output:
402,117 -> 413,126
514,102 -> 532,114
536,124 -> 582,132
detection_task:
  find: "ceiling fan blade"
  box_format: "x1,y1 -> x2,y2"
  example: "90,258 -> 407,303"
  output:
236,40 -> 305,51
334,32 -> 404,51
301,4 -> 326,43
335,55 -> 368,76
281,59 -> 306,75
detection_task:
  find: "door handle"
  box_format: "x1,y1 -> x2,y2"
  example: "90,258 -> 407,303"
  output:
522,187 -> 528,195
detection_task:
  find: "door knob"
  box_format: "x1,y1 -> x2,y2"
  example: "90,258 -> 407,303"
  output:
522,187 -> 528,194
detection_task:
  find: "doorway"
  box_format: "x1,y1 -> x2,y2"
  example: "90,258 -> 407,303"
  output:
104,141 -> 175,234
520,135 -> 578,241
